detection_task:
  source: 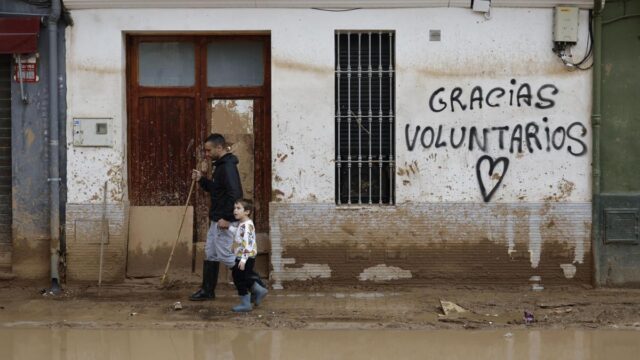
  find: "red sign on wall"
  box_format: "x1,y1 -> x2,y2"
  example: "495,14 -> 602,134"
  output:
13,62 -> 38,83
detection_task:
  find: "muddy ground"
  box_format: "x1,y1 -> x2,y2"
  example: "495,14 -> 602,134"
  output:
1,279 -> 639,331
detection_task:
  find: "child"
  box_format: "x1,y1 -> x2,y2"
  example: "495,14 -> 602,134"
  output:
230,199 -> 268,312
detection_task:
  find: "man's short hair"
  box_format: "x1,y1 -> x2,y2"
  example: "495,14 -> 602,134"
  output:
205,133 -> 226,147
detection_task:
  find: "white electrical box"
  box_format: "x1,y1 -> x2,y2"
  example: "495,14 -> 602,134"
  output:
73,118 -> 113,147
553,6 -> 579,43
472,0 -> 491,13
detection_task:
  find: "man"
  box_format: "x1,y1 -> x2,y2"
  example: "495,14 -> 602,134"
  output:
190,133 -> 242,301
190,133 -> 266,301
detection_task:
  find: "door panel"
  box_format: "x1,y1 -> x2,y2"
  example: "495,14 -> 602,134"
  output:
209,99 -> 255,201
129,97 -> 196,206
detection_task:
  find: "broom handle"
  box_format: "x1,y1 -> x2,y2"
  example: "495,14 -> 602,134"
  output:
161,177 -> 196,284
98,181 -> 107,287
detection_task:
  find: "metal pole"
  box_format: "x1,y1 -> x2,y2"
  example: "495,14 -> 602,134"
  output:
347,32 -> 352,204
388,33 -> 394,204
358,33 -> 362,204
49,0 -> 62,294
98,182 -> 107,288
368,33 -> 373,204
336,33 -> 342,204
591,5 -> 603,287
378,33 -> 383,204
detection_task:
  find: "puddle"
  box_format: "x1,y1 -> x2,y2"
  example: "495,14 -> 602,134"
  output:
1,328 -> 639,359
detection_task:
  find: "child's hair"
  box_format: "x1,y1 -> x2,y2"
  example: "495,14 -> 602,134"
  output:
235,198 -> 254,217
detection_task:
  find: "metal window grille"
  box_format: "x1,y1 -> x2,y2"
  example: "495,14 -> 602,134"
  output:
335,31 -> 395,205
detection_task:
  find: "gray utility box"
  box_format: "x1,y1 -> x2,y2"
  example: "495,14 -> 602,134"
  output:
73,118 -> 113,147
553,6 -> 579,44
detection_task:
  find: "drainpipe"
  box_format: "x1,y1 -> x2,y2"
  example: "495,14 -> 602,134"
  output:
591,1 -> 603,287
48,0 -> 62,293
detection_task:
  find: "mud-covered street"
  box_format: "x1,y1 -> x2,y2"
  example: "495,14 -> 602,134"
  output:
3,280 -> 640,359
1,280 -> 639,331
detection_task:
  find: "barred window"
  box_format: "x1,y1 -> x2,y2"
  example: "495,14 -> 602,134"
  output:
335,31 -> 395,205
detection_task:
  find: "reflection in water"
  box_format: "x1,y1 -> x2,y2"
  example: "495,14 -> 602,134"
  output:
1,328 -> 639,360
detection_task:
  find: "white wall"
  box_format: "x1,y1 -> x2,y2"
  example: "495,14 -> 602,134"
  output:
65,7 -> 591,205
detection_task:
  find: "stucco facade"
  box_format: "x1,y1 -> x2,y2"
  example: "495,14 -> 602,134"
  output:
64,6 -> 593,286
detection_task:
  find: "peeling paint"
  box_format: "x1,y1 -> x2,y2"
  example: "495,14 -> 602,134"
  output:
358,264 -> 412,282
560,264 -> 577,279
506,214 -> 516,257
573,221 -> 587,265
340,224 -> 356,236
281,263 -> 332,281
24,128 -> 35,148
528,209 -> 542,269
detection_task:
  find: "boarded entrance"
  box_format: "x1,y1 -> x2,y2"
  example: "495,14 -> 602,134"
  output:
594,2 -> 640,286
126,36 -> 271,278
0,55 -> 12,273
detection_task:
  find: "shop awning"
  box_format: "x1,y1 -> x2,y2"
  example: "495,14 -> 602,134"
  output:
0,17 -> 40,54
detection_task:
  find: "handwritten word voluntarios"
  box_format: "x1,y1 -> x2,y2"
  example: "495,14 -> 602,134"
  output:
405,117 -> 587,156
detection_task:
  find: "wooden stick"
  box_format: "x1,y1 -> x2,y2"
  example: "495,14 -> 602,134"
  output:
161,177 -> 196,285
98,181 -> 107,289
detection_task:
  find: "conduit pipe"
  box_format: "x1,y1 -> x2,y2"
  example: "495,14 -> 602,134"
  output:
591,0 -> 603,287
48,0 -> 62,293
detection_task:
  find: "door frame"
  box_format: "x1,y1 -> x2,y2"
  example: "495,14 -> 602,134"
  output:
125,33 -> 271,251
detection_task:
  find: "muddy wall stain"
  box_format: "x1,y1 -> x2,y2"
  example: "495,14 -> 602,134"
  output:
271,202 -> 591,287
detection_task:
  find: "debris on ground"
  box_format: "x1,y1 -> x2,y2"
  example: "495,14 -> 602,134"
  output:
440,300 -> 469,316
173,302 -> 182,311
552,307 -> 573,314
537,302 -> 576,309
523,311 -> 535,324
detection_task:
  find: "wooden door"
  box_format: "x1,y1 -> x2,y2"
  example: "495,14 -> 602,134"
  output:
127,37 -> 200,207
130,97 -> 196,206
127,35 -> 271,276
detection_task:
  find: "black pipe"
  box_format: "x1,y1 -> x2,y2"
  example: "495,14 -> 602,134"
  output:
48,0 -> 61,294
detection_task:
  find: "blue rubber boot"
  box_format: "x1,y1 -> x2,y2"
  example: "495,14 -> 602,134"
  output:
232,294 -> 252,312
251,282 -> 268,306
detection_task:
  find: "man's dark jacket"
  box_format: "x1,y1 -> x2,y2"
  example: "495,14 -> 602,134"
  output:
198,153 -> 243,222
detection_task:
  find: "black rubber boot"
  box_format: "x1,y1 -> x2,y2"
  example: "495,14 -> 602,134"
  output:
189,261 -> 219,301
249,270 -> 266,288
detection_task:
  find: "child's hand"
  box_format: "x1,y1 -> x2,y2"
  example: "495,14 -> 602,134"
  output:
239,259 -> 246,271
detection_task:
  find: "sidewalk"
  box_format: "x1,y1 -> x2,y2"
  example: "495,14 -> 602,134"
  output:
1,280 -> 639,331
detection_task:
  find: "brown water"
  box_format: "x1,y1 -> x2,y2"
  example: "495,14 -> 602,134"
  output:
1,328 -> 639,360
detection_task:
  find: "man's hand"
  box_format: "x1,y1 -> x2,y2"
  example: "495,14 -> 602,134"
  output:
192,169 -> 202,181
217,219 -> 230,229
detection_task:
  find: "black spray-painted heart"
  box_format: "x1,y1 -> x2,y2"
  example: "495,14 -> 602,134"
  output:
476,155 -> 510,203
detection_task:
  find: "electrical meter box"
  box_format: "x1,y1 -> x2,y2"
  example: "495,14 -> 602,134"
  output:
73,118 -> 113,147
553,6 -> 579,43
